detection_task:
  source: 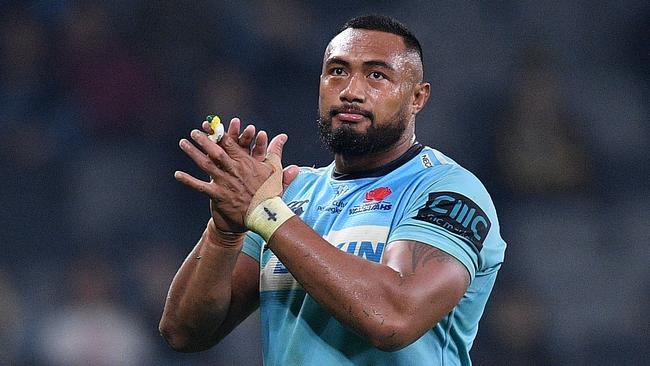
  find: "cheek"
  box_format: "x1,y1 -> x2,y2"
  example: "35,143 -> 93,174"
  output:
372,89 -> 409,119
319,79 -> 338,105
368,80 -> 410,102
365,87 -> 383,100
318,82 -> 327,109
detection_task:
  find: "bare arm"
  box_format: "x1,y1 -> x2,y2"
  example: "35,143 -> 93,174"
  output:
266,218 -> 470,351
160,119 -> 273,352
159,221 -> 260,352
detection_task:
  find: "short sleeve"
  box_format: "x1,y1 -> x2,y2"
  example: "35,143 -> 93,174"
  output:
241,231 -> 265,263
388,167 -> 500,281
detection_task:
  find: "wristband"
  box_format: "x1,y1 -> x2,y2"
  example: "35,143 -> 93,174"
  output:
245,197 -> 295,242
206,218 -> 245,247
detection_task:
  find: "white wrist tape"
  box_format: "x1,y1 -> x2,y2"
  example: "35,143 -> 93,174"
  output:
245,153 -> 283,219
245,197 -> 295,242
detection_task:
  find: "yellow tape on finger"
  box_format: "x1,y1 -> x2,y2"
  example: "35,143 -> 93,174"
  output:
207,114 -> 225,142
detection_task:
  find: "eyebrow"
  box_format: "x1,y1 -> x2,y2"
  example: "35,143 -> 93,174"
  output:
326,57 -> 395,71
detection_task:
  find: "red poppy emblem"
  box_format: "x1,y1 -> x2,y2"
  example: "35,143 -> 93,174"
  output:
365,187 -> 392,201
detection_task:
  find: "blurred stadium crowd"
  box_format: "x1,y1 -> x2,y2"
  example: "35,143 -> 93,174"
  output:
0,1 -> 648,365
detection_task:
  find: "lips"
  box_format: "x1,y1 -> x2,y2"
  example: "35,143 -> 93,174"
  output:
336,112 -> 367,122
330,105 -> 373,123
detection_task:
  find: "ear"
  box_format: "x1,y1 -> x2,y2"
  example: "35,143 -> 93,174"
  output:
411,82 -> 431,116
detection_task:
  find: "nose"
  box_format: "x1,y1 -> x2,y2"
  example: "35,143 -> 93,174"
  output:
339,74 -> 365,104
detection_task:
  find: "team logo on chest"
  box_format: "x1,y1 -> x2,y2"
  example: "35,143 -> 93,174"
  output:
348,187 -> 393,215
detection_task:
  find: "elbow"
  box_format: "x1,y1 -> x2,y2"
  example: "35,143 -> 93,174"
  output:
159,319 -> 190,352
159,318 -> 207,353
368,331 -> 415,352
363,319 -> 421,352
376,343 -> 409,352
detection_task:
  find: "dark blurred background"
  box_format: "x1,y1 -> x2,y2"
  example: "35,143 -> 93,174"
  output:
0,1 -> 648,365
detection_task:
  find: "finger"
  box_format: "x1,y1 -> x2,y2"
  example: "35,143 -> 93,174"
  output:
227,118 -> 241,138
252,130 -> 268,161
266,133 -> 288,160
201,121 -> 214,135
282,165 -> 299,192
238,124 -> 256,149
180,138 -> 221,177
214,133 -> 243,167
188,131 -> 235,173
174,170 -> 217,196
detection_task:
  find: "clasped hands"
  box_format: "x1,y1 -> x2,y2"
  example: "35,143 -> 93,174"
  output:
175,118 -> 299,235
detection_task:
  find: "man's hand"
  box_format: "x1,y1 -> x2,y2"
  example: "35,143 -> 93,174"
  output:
208,117 -> 299,192
175,118 -> 295,234
203,117 -> 269,160
215,118 -> 299,192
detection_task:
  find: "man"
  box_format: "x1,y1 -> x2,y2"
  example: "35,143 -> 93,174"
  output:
160,15 -> 506,365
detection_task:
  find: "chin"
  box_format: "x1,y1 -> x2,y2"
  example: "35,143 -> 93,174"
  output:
332,118 -> 370,130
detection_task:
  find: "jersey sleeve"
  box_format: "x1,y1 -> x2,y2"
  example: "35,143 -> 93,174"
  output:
241,231 -> 264,262
388,166 -> 503,281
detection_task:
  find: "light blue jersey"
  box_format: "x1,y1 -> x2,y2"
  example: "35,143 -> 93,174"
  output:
242,144 -> 506,365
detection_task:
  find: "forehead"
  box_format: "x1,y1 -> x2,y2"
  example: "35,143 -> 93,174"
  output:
324,28 -> 411,64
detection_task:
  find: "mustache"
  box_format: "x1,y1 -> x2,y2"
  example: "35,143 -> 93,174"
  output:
328,104 -> 374,121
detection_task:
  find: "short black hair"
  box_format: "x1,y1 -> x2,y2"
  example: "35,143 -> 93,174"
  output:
338,14 -> 423,64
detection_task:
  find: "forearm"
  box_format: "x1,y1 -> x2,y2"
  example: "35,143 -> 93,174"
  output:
159,222 -> 244,352
266,218 -> 427,350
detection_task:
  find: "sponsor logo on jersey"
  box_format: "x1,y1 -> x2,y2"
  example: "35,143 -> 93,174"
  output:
349,187 -> 393,214
268,239 -> 386,276
317,184 -> 350,214
327,225 -> 389,263
336,240 -> 385,263
348,202 -> 393,215
260,225 -> 389,292
420,154 -> 433,168
414,191 -> 490,252
317,200 -> 346,214
287,199 -> 309,216
261,253 -> 303,292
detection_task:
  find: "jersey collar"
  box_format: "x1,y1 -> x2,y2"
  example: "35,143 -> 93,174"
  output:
332,143 -> 424,180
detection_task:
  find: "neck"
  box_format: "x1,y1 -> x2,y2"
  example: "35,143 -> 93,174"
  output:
334,132 -> 415,174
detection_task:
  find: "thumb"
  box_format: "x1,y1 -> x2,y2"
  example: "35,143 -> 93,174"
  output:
266,133 -> 288,160
282,165 -> 299,192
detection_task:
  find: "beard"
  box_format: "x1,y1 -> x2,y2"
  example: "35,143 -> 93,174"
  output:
317,104 -> 410,157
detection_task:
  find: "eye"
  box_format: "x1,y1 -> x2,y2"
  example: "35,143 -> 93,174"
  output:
369,71 -> 386,80
330,67 -> 346,76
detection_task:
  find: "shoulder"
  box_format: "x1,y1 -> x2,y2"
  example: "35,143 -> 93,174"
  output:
392,146 -> 506,275
408,147 -> 500,237
282,164 -> 331,199
407,147 -> 493,203
297,165 -> 330,178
